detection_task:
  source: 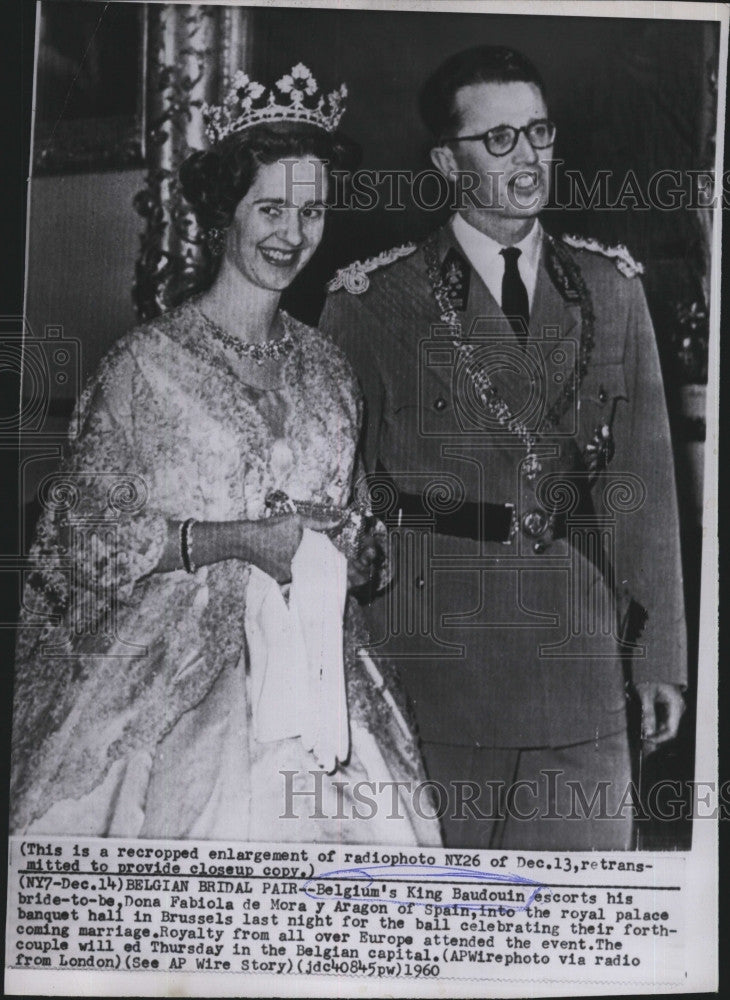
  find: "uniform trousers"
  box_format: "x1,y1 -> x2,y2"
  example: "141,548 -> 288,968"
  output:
420,729 -> 633,850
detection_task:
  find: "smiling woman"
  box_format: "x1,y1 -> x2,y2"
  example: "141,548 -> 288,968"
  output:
222,156 -> 328,294
11,66 -> 441,848
179,116 -> 356,293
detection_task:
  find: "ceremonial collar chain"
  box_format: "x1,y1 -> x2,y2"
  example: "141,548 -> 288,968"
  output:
193,304 -> 296,365
422,232 -> 596,481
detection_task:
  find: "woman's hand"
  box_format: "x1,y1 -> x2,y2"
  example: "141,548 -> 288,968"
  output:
241,511 -> 347,584
156,512 -> 347,581
256,512 -> 387,589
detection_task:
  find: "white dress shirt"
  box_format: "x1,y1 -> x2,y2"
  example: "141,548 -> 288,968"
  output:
451,213 -> 543,310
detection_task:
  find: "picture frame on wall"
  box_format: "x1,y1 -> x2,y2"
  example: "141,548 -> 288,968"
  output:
32,0 -> 147,175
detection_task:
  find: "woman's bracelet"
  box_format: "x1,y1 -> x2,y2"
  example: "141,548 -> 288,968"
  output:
180,518 -> 198,574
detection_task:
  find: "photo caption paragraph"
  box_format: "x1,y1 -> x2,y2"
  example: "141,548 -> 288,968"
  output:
5,836 -> 686,992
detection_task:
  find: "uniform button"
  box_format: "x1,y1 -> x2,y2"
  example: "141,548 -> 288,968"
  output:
533,541 -> 549,554
433,397 -> 447,411
414,576 -> 425,589
598,385 -> 608,404
521,509 -> 549,539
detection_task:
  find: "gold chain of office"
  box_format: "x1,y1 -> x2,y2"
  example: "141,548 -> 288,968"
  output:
422,232 -> 596,480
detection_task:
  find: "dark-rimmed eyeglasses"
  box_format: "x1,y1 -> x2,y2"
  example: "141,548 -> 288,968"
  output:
442,119 -> 557,157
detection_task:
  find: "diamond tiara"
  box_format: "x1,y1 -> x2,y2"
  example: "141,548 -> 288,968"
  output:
202,63 -> 347,143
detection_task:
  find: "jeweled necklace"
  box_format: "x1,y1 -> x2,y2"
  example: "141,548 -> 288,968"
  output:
423,231 -> 596,481
193,303 -> 296,365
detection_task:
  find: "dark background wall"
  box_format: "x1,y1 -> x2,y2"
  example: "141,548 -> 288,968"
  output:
26,170 -> 143,375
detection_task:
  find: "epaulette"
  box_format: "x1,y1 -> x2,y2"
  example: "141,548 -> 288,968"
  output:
560,234 -> 644,278
326,243 -> 417,294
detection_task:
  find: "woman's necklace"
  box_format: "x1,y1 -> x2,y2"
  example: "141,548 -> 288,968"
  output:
192,303 -> 296,366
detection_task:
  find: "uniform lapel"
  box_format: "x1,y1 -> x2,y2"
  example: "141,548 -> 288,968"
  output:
436,223 -> 581,340
435,225 -> 534,421
530,236 -> 581,345
432,224 -> 583,436
532,235 -> 584,426
436,223 -> 504,331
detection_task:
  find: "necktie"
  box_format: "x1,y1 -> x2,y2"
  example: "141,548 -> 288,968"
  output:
500,246 -> 529,349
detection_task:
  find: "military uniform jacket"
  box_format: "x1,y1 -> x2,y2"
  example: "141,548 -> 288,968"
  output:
320,222 -> 687,749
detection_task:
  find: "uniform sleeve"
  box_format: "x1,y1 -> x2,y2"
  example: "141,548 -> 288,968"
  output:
320,291 -> 385,473
612,280 -> 688,687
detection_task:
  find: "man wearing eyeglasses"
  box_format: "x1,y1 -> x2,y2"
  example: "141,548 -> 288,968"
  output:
321,45 -> 686,850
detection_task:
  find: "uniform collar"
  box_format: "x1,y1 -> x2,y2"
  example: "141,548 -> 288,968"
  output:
450,213 -> 543,307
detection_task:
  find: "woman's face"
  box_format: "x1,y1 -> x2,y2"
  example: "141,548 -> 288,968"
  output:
227,155 -> 328,292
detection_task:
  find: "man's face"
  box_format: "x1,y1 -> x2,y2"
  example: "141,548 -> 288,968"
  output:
443,81 -> 552,228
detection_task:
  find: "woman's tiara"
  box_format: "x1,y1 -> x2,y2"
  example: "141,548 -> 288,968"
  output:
202,63 -> 347,143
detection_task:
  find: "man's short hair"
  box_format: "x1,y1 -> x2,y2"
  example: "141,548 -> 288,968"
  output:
419,45 -> 547,141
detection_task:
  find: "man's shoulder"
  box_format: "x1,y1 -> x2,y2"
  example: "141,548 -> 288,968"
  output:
557,233 -> 645,283
325,241 -> 426,303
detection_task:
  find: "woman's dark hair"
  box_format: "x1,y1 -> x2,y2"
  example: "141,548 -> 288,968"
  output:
179,121 -> 361,231
419,45 -> 547,141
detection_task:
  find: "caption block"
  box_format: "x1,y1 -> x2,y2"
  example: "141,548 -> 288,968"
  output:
6,838 -> 685,986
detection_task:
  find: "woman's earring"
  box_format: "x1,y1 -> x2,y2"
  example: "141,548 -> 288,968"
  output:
206,227 -> 227,257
